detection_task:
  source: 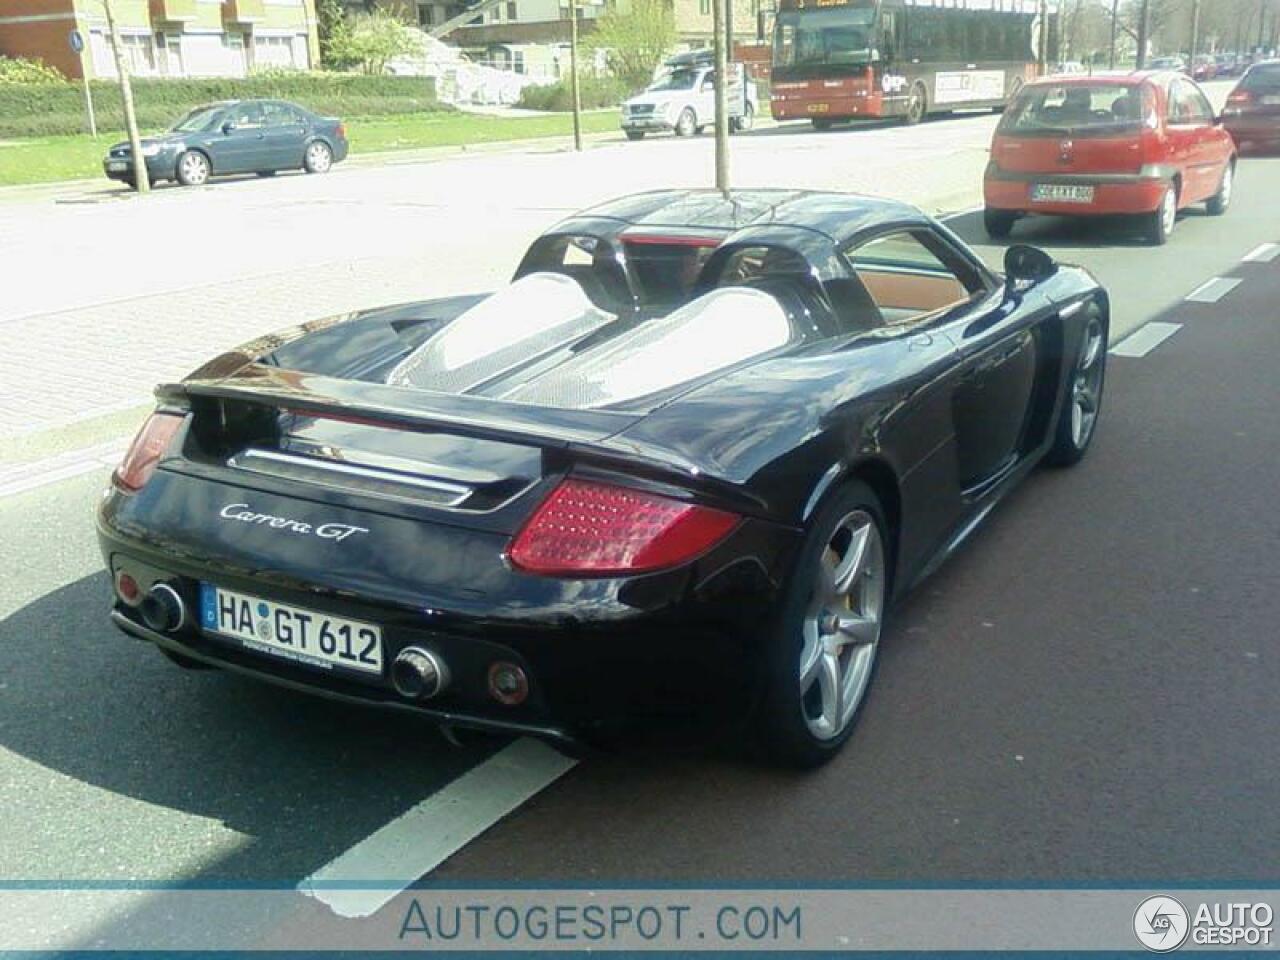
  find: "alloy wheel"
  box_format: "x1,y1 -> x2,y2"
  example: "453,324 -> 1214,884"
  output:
179,152 -> 209,186
799,510 -> 885,741
306,142 -> 333,173
1070,317 -> 1105,448
1160,186 -> 1177,237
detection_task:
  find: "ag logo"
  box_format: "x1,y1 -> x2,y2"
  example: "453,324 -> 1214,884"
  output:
1134,896 -> 1190,952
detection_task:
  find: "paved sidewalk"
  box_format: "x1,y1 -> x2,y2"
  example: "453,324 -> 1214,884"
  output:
0,113 -> 998,447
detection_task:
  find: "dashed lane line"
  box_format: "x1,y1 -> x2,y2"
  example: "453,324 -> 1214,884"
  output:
1109,322 -> 1182,358
298,737 -> 578,919
0,439 -> 127,500
1242,243 -> 1280,263
1185,276 -> 1242,303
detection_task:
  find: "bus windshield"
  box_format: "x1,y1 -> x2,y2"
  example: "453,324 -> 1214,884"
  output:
774,8 -> 877,70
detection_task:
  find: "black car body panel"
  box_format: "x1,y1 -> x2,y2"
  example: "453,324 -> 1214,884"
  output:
98,190 -> 1107,742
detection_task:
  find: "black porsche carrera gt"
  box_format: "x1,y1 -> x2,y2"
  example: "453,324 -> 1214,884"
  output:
98,190 -> 1108,766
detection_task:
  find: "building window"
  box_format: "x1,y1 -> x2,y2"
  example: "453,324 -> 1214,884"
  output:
254,34 -> 302,69
120,33 -> 156,75
513,49 -> 524,73
699,0 -> 709,14
506,1 -> 517,19
417,3 -> 434,26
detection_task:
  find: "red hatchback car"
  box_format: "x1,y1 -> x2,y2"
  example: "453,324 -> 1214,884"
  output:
1222,61 -> 1280,155
984,72 -> 1237,245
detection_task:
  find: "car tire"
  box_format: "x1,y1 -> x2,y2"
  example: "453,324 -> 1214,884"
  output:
175,150 -> 210,187
904,81 -> 927,125
757,481 -> 889,768
811,118 -> 833,131
304,140 -> 334,174
984,208 -> 1016,239
1205,160 -> 1234,215
625,130 -> 645,141
731,103 -> 755,133
1145,182 -> 1177,245
674,108 -> 697,137
1045,305 -> 1107,467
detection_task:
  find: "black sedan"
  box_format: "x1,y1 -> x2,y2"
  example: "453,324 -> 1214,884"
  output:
103,99 -> 348,188
98,190 -> 1109,766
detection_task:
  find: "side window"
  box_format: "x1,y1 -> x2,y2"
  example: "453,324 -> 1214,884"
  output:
700,72 -> 716,92
263,102 -> 303,126
843,231 -> 974,325
229,102 -> 265,129
1167,81 -> 1210,124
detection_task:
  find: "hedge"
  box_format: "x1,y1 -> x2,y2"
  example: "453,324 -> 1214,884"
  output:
516,75 -> 632,112
0,72 -> 441,138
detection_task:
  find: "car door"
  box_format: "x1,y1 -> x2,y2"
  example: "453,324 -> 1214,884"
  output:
1184,81 -> 1232,191
845,228 -> 1040,491
206,102 -> 268,174
260,102 -> 308,171
1165,79 -> 1218,201
697,71 -> 717,124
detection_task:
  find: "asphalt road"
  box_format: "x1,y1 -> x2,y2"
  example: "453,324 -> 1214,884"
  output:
1,98 -> 1277,945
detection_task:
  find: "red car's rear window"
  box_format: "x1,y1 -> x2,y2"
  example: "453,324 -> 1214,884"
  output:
1000,83 -> 1147,136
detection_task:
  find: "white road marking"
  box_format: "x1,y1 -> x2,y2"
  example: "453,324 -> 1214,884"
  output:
1109,322 -> 1182,358
298,737 -> 577,919
1184,276 -> 1242,303
0,439 -> 127,499
1242,243 -> 1280,263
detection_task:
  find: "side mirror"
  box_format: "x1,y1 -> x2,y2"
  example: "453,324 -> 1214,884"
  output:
221,121 -> 237,135
1003,244 -> 1057,289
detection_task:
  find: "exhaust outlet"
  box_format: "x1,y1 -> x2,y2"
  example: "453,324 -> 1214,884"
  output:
140,583 -> 186,633
391,646 -> 449,700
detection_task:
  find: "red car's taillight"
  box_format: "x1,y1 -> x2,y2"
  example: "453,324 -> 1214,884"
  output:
508,478 -> 739,577
113,412 -> 184,493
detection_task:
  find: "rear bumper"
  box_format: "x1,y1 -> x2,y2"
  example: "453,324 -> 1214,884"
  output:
98,488 -> 798,739
1223,117 -> 1280,152
984,168 -> 1168,216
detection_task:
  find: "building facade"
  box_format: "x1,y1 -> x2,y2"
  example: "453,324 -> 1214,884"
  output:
0,0 -> 319,80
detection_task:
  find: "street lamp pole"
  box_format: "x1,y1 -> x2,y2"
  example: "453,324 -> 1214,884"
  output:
712,0 -> 730,197
568,0 -> 582,152
1135,0 -> 1150,69
1189,0 -> 1200,66
101,0 -> 149,193
1109,0 -> 1118,68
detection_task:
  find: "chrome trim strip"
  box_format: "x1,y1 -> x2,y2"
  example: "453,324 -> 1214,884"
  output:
231,448 -> 471,505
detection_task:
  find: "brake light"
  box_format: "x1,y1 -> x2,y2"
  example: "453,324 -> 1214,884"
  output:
508,478 -> 739,576
336,122 -> 347,139
1226,91 -> 1253,105
113,412 -> 184,493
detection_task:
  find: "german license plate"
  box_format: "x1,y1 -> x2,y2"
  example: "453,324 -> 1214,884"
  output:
107,161 -> 127,172
199,583 -> 382,675
1032,184 -> 1095,203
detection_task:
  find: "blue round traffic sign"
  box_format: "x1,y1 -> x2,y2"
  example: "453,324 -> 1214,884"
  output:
68,29 -> 84,54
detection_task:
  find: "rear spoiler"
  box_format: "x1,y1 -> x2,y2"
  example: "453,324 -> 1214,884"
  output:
156,365 -> 761,509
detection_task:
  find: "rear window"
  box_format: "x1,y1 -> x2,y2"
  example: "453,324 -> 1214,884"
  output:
1000,83 -> 1146,135
622,238 -> 720,312
1241,65 -> 1280,91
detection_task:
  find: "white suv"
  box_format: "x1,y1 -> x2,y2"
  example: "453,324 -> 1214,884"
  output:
621,62 -> 758,140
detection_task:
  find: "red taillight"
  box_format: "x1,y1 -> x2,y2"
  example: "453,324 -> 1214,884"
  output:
1227,91 -> 1253,105
336,122 -> 347,139
113,412 -> 184,493
508,478 -> 739,576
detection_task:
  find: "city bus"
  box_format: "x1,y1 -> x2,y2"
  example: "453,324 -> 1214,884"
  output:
770,0 -> 1052,129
